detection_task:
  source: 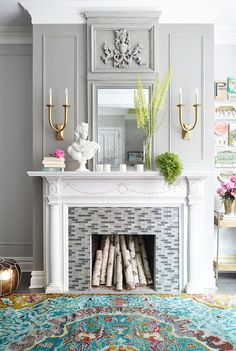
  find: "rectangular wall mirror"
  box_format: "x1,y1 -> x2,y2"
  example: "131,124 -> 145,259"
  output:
97,88 -> 149,169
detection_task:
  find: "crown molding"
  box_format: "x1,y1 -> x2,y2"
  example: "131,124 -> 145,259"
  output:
215,25 -> 236,45
19,0 -> 160,24
0,26 -> 32,44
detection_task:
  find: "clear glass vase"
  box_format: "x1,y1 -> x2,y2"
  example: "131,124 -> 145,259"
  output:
143,135 -> 152,170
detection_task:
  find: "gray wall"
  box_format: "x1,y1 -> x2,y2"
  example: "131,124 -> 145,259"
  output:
31,23 -> 214,275
0,44 -> 32,262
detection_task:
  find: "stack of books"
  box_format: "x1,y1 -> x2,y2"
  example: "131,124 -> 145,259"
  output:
42,156 -> 65,172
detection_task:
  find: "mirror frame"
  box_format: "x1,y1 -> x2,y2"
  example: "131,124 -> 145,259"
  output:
88,80 -> 153,170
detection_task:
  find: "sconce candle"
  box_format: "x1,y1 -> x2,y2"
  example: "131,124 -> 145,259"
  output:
47,89 -> 70,140
65,88 -> 69,105
195,88 -> 199,104
177,89 -> 201,140
49,88 -> 53,105
179,88 -> 183,105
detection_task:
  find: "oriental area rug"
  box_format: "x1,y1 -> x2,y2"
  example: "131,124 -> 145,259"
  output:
0,294 -> 236,351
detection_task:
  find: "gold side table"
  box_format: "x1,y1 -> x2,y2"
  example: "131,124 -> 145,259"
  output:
214,212 -> 236,283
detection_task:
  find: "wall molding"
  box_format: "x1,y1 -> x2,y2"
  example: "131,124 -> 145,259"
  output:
215,25 -> 236,45
0,26 -> 32,44
20,0 -> 159,24
0,242 -> 32,246
30,270 -> 45,288
7,257 -> 33,272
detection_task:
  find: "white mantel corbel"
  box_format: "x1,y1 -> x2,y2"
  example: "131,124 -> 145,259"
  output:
44,177 -> 63,293
185,176 -> 206,293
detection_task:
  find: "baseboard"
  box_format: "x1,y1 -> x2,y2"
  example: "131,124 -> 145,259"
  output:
30,271 -> 45,289
7,257 -> 33,272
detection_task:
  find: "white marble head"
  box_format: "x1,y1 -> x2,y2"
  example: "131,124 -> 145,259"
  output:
75,122 -> 89,141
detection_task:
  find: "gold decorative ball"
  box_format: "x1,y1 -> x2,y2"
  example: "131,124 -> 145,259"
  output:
0,258 -> 21,296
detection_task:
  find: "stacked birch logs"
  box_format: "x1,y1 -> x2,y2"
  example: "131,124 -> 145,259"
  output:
92,234 -> 153,290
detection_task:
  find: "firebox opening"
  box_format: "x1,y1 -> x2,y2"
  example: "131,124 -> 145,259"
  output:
91,234 -> 155,291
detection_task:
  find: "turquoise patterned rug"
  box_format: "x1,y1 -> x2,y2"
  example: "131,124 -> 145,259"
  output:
0,294 -> 236,350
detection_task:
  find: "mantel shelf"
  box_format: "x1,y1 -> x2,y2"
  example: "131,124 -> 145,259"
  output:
27,170 -> 213,180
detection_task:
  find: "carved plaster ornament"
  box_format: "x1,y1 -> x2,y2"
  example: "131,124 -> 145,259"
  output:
67,123 -> 100,171
101,29 -> 144,68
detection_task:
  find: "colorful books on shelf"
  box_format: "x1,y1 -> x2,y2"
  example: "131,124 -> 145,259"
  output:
42,156 -> 65,172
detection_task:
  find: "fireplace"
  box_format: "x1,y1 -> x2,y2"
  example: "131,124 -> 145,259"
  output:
68,206 -> 179,293
28,171 -> 214,294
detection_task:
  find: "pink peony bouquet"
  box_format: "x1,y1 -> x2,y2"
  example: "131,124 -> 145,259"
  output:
217,176 -> 236,201
53,148 -> 65,158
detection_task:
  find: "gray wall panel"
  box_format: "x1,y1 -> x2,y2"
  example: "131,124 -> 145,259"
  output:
0,44 -> 32,259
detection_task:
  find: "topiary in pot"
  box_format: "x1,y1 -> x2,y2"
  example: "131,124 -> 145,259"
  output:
155,152 -> 183,185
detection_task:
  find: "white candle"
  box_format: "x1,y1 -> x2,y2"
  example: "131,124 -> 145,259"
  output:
179,88 -> 182,104
136,164 -> 144,172
65,88 -> 68,105
104,164 -> 111,172
195,88 -> 199,104
49,88 -> 52,105
120,164 -> 127,172
96,164 -> 103,172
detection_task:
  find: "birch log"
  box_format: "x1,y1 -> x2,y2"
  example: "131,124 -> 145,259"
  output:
139,236 -> 153,284
113,235 -> 120,285
92,250 -> 103,286
120,235 -> 134,289
116,252 -> 123,291
100,235 -> 110,284
136,253 -> 147,286
128,235 -> 139,287
106,245 -> 115,287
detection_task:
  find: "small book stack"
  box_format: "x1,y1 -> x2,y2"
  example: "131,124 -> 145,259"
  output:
42,156 -> 65,172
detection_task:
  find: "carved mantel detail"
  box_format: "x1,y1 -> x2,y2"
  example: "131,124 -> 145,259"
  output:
101,29 -> 144,68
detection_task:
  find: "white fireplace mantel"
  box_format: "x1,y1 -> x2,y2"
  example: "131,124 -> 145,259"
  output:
28,170 -> 215,294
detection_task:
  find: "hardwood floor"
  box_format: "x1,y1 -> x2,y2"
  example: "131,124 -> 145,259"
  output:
15,272 -> 236,294
17,272 -> 44,294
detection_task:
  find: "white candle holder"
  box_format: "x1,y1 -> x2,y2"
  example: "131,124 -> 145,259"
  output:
136,164 -> 144,172
104,164 -> 111,172
96,164 -> 104,172
120,164 -> 127,172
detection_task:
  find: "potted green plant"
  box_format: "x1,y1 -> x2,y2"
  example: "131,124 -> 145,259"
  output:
155,152 -> 183,185
134,66 -> 173,170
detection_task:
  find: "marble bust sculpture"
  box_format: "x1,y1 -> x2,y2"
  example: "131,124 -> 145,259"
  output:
67,123 -> 100,171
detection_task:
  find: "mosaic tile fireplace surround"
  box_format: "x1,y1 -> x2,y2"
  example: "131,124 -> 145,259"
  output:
27,171 -> 213,294
69,206 -> 179,292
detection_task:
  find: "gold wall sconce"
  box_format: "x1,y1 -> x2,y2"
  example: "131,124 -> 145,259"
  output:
46,88 -> 70,140
177,88 -> 201,140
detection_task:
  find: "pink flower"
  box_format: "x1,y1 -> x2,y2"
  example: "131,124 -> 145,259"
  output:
232,189 -> 236,198
53,148 -> 65,158
216,188 -> 226,196
230,176 -> 236,183
225,183 -> 234,190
